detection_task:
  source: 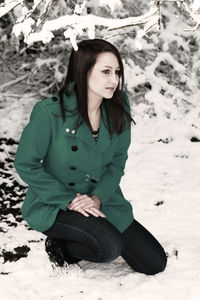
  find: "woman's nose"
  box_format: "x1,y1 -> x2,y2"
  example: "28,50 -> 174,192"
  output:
109,72 -> 119,84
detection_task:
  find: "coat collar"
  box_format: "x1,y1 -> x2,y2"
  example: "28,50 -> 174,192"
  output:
62,90 -> 117,154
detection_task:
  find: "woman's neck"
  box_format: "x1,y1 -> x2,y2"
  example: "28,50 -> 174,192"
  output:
87,92 -> 103,115
88,99 -> 102,131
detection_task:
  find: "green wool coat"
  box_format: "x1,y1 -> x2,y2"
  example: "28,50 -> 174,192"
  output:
14,89 -> 134,233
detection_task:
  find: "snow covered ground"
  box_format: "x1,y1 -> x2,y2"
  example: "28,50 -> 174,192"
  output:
1,92 -> 200,300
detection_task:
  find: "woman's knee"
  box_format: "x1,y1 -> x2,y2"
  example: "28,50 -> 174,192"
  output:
151,250 -> 167,275
97,230 -> 124,262
144,249 -> 168,275
100,239 -> 124,262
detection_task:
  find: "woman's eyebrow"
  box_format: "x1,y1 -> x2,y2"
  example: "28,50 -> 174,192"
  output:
103,65 -> 120,69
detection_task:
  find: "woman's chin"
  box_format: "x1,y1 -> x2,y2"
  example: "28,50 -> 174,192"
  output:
103,92 -> 114,99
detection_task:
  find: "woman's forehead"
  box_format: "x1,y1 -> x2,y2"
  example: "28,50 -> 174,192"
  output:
95,52 -> 120,68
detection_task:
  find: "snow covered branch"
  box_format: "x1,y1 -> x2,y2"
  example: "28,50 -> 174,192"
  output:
1,0 -> 160,50
1,0 -> 200,50
0,0 -> 22,18
23,6 -> 159,48
181,0 -> 200,30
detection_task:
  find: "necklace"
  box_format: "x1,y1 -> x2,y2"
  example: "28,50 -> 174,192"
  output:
91,128 -> 99,135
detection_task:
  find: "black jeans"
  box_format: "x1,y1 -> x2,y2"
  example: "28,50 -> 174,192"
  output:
42,210 -> 167,275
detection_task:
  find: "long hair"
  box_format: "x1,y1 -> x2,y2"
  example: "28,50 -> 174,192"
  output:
59,39 -> 135,136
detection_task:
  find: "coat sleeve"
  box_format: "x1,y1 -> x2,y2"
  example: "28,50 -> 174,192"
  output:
14,102 -> 76,211
91,93 -> 131,206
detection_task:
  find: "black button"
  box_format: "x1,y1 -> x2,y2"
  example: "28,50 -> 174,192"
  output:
91,179 -> 97,183
71,146 -> 78,151
52,96 -> 57,102
70,166 -> 77,170
68,182 -> 75,186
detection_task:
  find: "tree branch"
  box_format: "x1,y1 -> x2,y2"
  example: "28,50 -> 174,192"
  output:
0,74 -> 29,92
22,6 -> 158,45
0,55 -> 17,77
0,0 -> 21,18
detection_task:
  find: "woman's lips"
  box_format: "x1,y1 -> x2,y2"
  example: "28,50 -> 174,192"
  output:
106,87 -> 115,91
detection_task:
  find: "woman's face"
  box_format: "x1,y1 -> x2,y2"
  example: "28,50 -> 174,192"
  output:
87,52 -> 121,101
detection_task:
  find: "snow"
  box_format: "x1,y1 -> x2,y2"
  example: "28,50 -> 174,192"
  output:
12,17 -> 36,42
99,0 -> 122,13
192,0 -> 200,11
10,3 -> 159,47
0,1 -> 21,18
1,90 -> 200,299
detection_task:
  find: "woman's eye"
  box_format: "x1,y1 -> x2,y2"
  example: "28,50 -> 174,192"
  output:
102,70 -> 110,74
102,70 -> 121,75
116,70 -> 121,76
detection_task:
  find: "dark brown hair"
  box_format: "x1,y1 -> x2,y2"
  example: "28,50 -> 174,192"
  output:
59,39 -> 135,136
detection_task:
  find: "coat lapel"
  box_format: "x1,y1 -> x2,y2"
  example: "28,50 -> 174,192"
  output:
63,92 -> 116,154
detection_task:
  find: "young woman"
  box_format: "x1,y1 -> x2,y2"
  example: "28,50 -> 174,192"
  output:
14,39 -> 167,275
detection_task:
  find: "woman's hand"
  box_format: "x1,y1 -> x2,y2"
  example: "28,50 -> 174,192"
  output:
91,194 -> 101,209
67,193 -> 106,218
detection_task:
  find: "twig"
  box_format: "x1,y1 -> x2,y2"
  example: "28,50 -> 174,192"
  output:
0,0 -> 21,18
156,1 -> 161,30
0,93 -> 22,98
26,0 -> 44,19
39,81 -> 55,94
0,74 -> 29,92
184,23 -> 200,31
0,55 -> 18,77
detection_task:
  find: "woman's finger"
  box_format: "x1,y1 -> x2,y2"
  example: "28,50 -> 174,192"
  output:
69,203 -> 91,211
70,205 -> 106,218
70,194 -> 88,205
75,207 -> 89,217
84,208 -> 99,217
70,198 -> 104,212
69,198 -> 93,210
68,196 -> 106,218
84,207 -> 106,218
68,199 -> 85,209
90,207 -> 106,218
